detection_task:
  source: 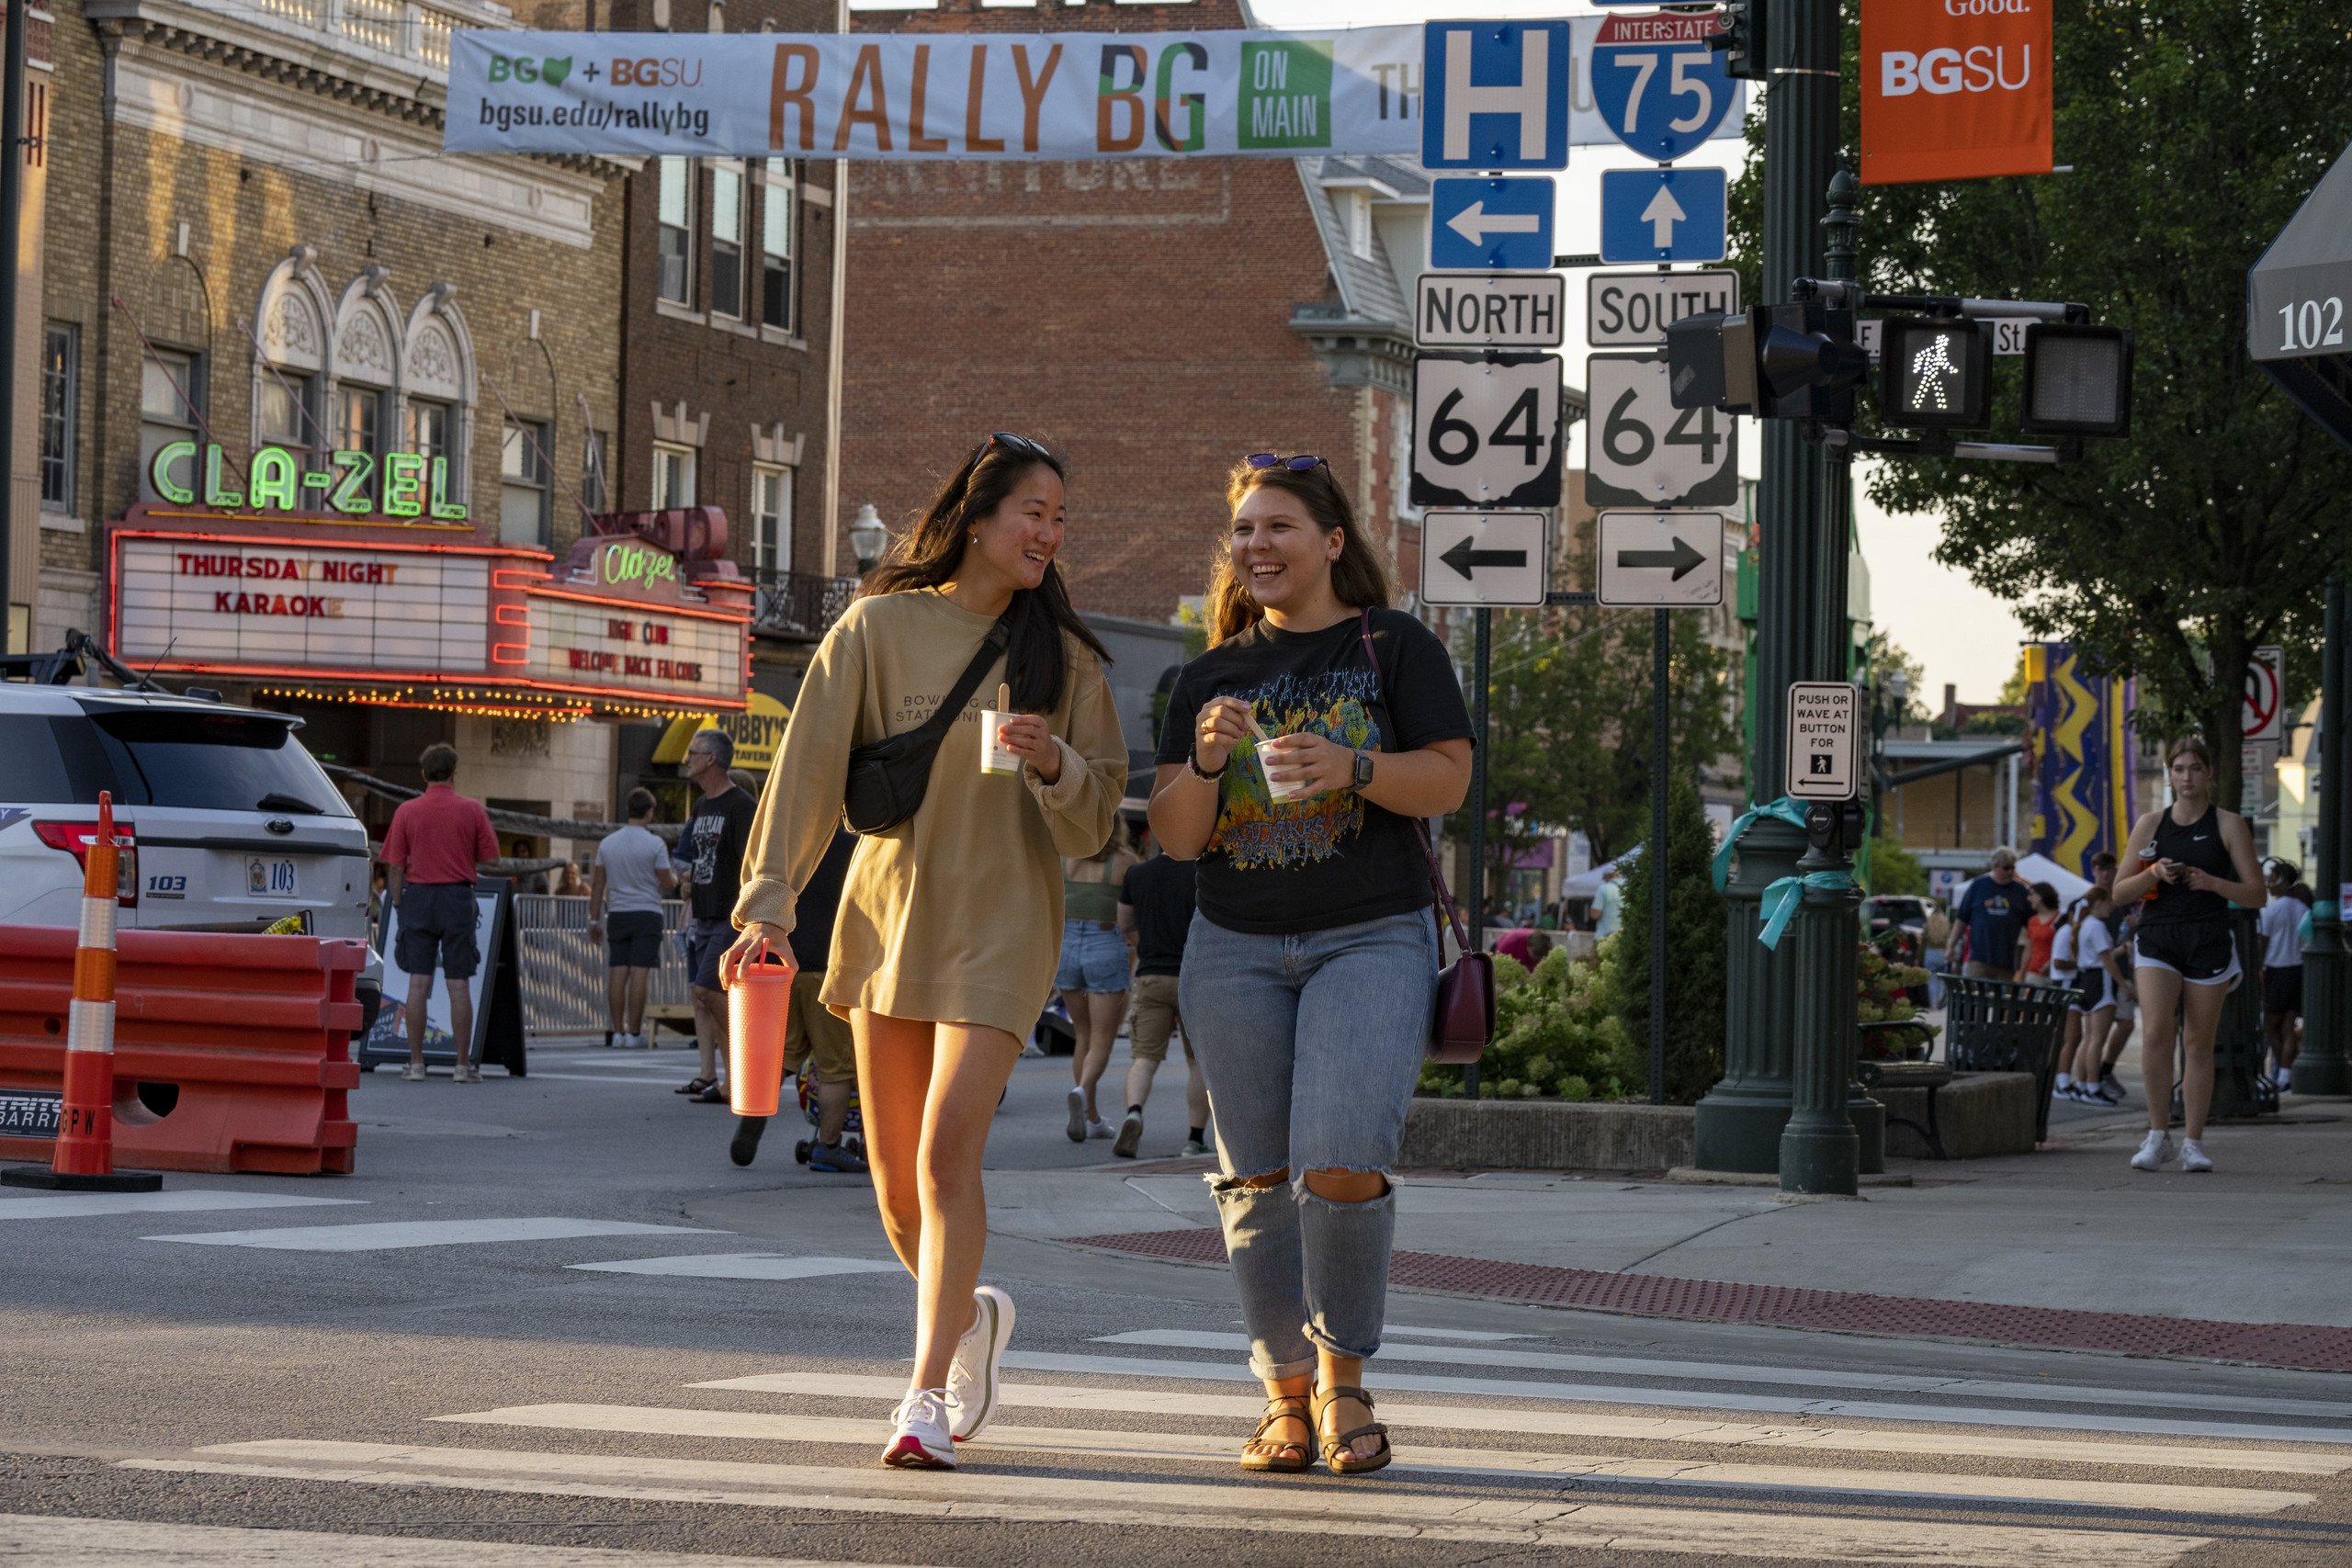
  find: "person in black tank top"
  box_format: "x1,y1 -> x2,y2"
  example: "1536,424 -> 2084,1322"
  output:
2110,737 -> 2267,1174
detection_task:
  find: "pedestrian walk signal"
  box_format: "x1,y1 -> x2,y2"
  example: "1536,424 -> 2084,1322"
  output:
1879,317 -> 1992,430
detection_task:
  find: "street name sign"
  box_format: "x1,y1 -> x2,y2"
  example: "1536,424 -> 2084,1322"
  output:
1589,11 -> 1738,163
1860,318 -> 2031,357
1587,267 -> 1741,348
1430,176 -> 1557,272
1419,511 -> 1550,608
1787,682 -> 1861,801
1410,352 -> 1566,509
1599,167 -> 1728,265
1596,511 -> 1724,608
1417,273 -> 1566,349
1583,352 -> 1738,508
2245,645 -> 2286,743
1422,20 -> 1572,170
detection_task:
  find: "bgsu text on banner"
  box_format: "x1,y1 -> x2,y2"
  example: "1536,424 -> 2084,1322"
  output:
1860,0 -> 2052,186
442,24 -> 1747,160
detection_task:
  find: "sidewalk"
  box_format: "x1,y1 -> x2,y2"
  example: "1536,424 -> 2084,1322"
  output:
1002,1072 -> 2352,1372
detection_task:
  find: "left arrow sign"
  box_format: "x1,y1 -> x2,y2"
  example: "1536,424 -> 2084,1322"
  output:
1446,201 -> 1544,246
1441,536 -> 1530,580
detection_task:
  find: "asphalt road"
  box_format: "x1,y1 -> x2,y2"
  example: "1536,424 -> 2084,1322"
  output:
3,1039 -> 2349,1568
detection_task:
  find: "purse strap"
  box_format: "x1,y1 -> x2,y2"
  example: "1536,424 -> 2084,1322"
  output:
920,616 -> 1012,739
1358,607 -> 1474,961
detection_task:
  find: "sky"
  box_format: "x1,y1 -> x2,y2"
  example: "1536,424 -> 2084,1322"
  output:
1234,0 -> 2032,705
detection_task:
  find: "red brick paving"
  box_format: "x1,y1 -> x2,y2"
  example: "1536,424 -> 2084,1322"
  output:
1060,1226 -> 2352,1374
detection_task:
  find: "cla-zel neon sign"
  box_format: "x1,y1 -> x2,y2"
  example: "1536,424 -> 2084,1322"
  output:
149,441 -> 470,523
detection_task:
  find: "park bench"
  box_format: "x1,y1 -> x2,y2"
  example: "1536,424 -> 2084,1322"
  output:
1943,976 -> 2070,1144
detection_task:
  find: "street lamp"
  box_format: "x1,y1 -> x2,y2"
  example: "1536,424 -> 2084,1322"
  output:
847,503 -> 888,575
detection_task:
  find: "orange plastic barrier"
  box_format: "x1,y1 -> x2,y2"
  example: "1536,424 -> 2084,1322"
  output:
0,927 -> 365,1175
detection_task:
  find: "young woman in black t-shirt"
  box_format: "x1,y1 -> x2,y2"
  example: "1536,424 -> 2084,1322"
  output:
1149,455 -> 1473,1476
2111,737 -> 2266,1173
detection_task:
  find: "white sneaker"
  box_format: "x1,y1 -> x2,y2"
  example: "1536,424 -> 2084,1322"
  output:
946,1285 -> 1016,1441
2130,1131 -> 2174,1171
2277,1068 -> 2294,1090
2180,1139 -> 2214,1173
1086,1118 -> 1114,1140
881,1386 -> 958,1469
1065,1087 -> 1087,1144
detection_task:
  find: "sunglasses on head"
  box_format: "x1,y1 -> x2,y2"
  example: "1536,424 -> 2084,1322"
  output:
981,431 -> 1051,462
1245,453 -> 1326,472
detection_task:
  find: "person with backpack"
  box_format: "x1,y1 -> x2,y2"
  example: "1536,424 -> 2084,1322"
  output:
1150,453 -> 1473,1478
721,433 -> 1125,1470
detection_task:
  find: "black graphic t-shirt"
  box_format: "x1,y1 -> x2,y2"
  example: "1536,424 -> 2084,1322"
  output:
1156,609 -> 1474,936
684,784 -> 757,922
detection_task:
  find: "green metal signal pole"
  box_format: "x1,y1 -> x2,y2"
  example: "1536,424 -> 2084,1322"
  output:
2297,578 -> 2352,1094
1691,0 -> 1865,1189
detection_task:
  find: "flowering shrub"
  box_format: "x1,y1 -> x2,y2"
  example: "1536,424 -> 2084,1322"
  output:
1419,947 -> 1638,1100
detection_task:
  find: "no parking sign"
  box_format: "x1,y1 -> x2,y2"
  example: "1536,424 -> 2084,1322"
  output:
2244,645 -> 2285,744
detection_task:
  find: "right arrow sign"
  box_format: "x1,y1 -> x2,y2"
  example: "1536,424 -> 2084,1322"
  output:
1596,511 -> 1724,608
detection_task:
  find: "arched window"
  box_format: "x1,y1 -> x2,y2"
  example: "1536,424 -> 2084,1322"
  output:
333,277 -> 400,461
401,288 -> 476,511
252,254 -> 332,455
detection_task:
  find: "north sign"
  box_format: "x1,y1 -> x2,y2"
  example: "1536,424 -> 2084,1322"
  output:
1416,272 -> 1566,349
1419,510 -> 1550,608
1598,167 -> 1727,265
1583,352 -> 1737,509
1429,175 -> 1557,273
1589,11 -> 1738,164
1587,267 -> 1740,348
1596,511 -> 1724,608
1410,352 -> 1566,510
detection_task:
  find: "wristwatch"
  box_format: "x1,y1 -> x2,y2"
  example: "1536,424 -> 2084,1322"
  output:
1351,750 -> 1376,790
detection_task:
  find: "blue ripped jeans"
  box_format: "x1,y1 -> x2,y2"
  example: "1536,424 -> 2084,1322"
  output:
1179,908 -> 1437,1379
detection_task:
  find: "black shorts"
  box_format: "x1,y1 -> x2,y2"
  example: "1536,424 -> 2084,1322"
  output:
2133,921 -> 2238,987
605,908 -> 664,968
395,883 -> 481,980
2265,964 -> 2304,1017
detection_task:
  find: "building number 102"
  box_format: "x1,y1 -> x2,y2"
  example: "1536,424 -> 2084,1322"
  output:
2278,297 -> 2346,355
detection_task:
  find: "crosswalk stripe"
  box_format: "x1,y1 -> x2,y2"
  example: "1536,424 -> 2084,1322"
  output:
141,1218 -> 723,1251
991,1350 -> 2352,1447
0,1190 -> 363,1222
569,1255 -> 902,1281
1099,1328 -> 2352,1423
432,1403 -> 2314,1517
690,1371 -> 2352,1475
125,1441 -> 2208,1566
1384,1325 -> 1542,1342
3,1512 -> 934,1568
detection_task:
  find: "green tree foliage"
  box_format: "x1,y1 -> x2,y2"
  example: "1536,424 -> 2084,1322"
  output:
1864,627 -> 1928,725
1602,773 -> 1725,1104
1866,832 -> 1928,896
1728,3 -> 2352,808
1480,604 -> 1739,874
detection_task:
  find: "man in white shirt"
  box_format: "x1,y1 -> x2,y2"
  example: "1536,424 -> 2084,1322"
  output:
2260,860 -> 2311,1089
1594,864 -> 1624,941
588,789 -> 678,1048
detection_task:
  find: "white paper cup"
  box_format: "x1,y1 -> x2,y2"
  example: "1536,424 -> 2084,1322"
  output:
979,710 -> 1022,775
1258,739 -> 1315,802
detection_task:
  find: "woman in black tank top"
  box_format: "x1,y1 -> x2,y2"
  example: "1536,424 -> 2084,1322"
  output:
2109,737 -> 2266,1173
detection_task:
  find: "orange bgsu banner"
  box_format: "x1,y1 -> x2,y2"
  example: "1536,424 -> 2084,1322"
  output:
1860,0 -> 2053,186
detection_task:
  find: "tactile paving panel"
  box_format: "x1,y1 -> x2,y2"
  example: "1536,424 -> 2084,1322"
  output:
1060,1226 -> 2352,1373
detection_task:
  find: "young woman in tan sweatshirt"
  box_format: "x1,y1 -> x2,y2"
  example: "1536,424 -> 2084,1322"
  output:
721,434 -> 1126,1468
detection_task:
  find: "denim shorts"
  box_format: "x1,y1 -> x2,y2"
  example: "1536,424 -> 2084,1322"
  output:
684,916 -> 730,992
1055,919 -> 1130,993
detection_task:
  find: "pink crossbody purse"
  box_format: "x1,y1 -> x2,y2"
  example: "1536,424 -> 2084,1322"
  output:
1358,610 -> 1494,1065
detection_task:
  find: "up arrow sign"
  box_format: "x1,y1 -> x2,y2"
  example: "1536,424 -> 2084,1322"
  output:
1639,185 -> 1688,249
1446,201 -> 1544,247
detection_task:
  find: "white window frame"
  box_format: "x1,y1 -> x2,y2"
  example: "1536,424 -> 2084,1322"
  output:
139,346 -> 203,503
651,441 -> 696,509
657,157 -> 695,307
257,368 -> 317,450
501,417 -> 552,547
760,160 -> 796,333
582,429 -> 608,515
751,463 -> 790,575
710,160 -> 747,321
40,322 -> 75,513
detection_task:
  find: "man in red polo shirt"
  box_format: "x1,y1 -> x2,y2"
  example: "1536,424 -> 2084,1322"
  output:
381,743 -> 500,1083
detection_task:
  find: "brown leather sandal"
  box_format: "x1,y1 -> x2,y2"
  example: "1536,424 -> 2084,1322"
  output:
1310,1384 -> 1392,1475
1239,1393 -> 1311,1473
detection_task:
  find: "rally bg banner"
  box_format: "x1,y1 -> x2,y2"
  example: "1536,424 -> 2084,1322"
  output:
447,27 -> 1422,160
443,23 -> 1747,161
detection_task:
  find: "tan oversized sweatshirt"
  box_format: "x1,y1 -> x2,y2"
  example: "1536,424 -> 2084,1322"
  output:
732,588 -> 1127,1041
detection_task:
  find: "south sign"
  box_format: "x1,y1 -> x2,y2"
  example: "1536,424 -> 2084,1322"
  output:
148,441 -> 471,524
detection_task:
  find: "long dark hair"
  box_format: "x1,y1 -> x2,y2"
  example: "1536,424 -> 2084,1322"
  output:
863,436 -> 1110,712
1204,458 -> 1393,647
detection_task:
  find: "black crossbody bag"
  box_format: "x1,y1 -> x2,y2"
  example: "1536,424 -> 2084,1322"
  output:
840,616 -> 1011,835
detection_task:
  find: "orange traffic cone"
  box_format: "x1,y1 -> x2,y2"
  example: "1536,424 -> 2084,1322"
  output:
3,792 -> 162,1191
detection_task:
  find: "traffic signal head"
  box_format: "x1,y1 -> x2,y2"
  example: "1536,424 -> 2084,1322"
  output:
2021,324 -> 2134,437
1668,304 -> 1866,421
1878,318 -> 1993,430
1707,0 -> 1766,83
